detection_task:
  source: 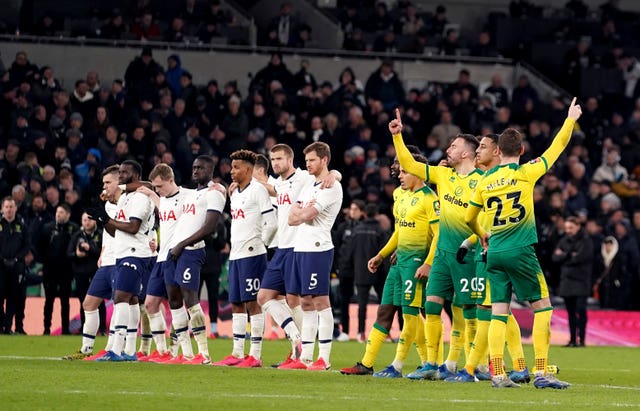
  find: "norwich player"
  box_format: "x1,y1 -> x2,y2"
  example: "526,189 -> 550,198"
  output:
446,134 -> 529,383
340,148 -> 434,376
368,154 -> 440,378
391,109 -> 482,380
465,97 -> 582,389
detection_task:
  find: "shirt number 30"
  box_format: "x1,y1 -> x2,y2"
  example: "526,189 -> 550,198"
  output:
486,191 -> 526,227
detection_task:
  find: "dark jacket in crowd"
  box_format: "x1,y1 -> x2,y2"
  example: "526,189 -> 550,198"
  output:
39,220 -> 79,263
553,227 -> 594,297
66,228 -> 101,275
339,218 -> 389,286
0,215 -> 31,265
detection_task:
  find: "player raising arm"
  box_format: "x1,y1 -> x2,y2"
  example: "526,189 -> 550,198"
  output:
465,97 -> 582,389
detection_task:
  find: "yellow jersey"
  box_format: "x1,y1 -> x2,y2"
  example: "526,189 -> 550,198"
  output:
468,118 -> 576,252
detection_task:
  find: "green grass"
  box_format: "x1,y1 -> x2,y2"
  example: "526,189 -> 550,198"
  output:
0,336 -> 638,410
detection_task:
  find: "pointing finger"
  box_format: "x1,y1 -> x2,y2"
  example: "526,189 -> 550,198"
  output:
395,108 -> 401,122
571,97 -> 576,107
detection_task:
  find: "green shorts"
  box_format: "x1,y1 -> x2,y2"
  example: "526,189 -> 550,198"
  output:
486,245 -> 549,304
474,260 -> 490,306
380,264 -> 402,306
426,249 -> 476,305
397,258 -> 426,308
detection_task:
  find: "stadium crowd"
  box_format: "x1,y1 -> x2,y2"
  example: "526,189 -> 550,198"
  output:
1,0 -> 640,339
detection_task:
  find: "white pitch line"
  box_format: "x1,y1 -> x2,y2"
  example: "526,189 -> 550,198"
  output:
0,388 -> 638,407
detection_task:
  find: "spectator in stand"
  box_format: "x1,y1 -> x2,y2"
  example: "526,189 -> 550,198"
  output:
439,28 -> 460,56
344,28 -> 367,52
594,236 -> 631,310
8,51 -> 38,87
369,2 -> 393,33
399,3 -> 425,35
373,30 -> 397,53
181,0 -> 204,30
100,9 -> 126,40
430,110 -> 461,150
131,11 -> 160,40
511,74 -> 539,113
426,4 -> 448,37
470,30 -> 498,58
165,55 -> 185,98
553,216 -> 593,347
267,2 -> 298,47
562,37 -> 594,95
123,46 -> 162,104
364,60 -> 405,111
206,0 -> 231,27
250,52 -> 293,95
592,145 -> 628,184
164,16 -> 187,43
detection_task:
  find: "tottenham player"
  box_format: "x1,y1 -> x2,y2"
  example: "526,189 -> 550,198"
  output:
88,160 -> 156,361
164,156 -> 226,364
63,165 -> 121,360
257,144 -> 341,368
213,150 -> 276,368
134,163 -> 189,362
285,142 -> 343,371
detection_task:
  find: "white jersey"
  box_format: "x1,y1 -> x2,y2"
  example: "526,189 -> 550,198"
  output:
112,191 -> 156,258
267,175 -> 279,249
293,179 -> 343,252
100,201 -> 118,266
229,179 -> 275,260
273,168 -> 316,249
172,187 -> 226,251
156,188 -> 193,262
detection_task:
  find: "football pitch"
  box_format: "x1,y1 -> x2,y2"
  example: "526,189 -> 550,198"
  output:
0,336 -> 638,410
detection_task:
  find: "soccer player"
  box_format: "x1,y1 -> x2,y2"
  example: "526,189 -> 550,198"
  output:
286,142 -> 343,371
89,160 -> 156,361
465,97 -> 582,388
340,147 -> 431,376
392,109 -> 482,380
445,134 -> 529,383
165,156 -> 226,364
134,164 -> 189,362
257,144 -> 340,367
213,150 -> 276,367
368,154 -> 440,378
63,165 -> 121,360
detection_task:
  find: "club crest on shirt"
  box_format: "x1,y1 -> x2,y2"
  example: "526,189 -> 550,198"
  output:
469,179 -> 478,189
411,197 -> 419,206
433,200 -> 441,216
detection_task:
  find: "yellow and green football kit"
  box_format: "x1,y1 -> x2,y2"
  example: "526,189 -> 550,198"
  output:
466,117 -> 577,378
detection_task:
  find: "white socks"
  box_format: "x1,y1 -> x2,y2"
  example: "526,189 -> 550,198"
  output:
124,304 -> 140,356
291,304 -> 304,332
148,310 -> 167,353
171,307 -> 194,358
188,304 -> 209,358
110,302 -> 129,355
300,310 -> 318,363
249,313 -> 264,360
81,309 -> 99,354
139,305 -> 152,355
232,313 -> 248,358
262,300 -> 301,344
317,308 -> 333,363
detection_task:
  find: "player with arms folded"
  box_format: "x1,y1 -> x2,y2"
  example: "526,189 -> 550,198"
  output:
285,142 -> 343,371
